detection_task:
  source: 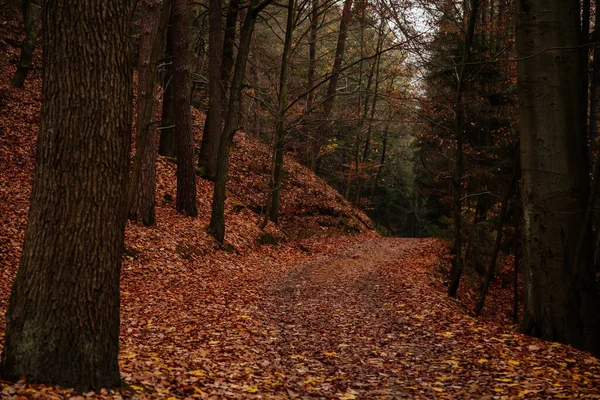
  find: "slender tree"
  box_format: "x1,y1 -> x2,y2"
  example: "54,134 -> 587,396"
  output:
159,16 -> 177,158
172,0 -> 198,216
11,0 -> 41,88
516,0 -> 599,354
209,0 -> 273,243
129,0 -> 171,226
198,0 -> 225,179
447,0 -> 479,297
1,0 -> 135,388
309,0 -> 354,171
262,0 -> 295,225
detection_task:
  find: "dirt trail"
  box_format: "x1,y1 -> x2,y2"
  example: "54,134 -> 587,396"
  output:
249,238 -> 600,399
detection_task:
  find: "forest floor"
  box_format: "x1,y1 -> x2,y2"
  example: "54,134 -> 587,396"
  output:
2,237 -> 600,399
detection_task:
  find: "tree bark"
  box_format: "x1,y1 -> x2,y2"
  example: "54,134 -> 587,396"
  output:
209,0 -> 272,243
263,0 -> 294,226
172,0 -> 198,216
198,0 -> 224,179
129,0 -> 171,226
516,0 -> 599,355
1,0 -> 135,389
11,0 -> 41,88
475,154 -> 519,316
309,0 -> 353,171
159,15 -> 177,158
448,0 -> 479,297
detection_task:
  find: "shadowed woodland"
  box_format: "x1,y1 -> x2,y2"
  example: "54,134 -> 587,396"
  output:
0,0 -> 600,398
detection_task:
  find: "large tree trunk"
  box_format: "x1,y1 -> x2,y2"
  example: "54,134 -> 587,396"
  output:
1,0 -> 134,389
11,0 -> 41,88
306,0 -> 318,115
198,0 -> 224,178
309,0 -> 353,171
172,0 -> 198,216
129,0 -> 171,226
516,0 -> 600,355
448,0 -> 479,297
209,0 -> 272,243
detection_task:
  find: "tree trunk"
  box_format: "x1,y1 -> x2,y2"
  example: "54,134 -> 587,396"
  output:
198,0 -> 224,179
1,0 -> 135,389
129,0 -> 171,226
158,16 -> 177,158
306,0 -> 318,115
448,0 -> 479,297
516,0 -> 599,355
309,0 -> 353,171
264,0 -> 294,226
209,0 -> 272,243
11,0 -> 41,88
172,0 -> 198,216
475,154 -> 519,316
222,0 -> 240,111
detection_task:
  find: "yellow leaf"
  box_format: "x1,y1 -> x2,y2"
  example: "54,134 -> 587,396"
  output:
339,392 -> 357,400
508,360 -> 520,366
323,351 -> 337,358
243,386 -> 259,393
478,359 -> 489,363
405,386 -> 418,390
290,354 -> 305,360
121,352 -> 136,359
442,332 -> 454,338
432,387 -> 444,392
493,388 -> 504,393
188,370 -> 206,377
241,315 -> 251,319
194,387 -> 205,394
130,385 -> 144,392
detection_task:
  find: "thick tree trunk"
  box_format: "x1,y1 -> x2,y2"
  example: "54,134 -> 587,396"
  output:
309,0 -> 353,171
516,0 -> 599,355
159,16 -> 177,158
172,0 -> 198,216
209,0 -> 272,243
198,0 -> 224,178
11,0 -> 41,88
1,0 -> 134,389
448,0 -> 479,297
129,0 -> 171,226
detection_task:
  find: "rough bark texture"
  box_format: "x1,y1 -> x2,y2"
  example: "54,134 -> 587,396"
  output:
209,0 -> 271,243
516,0 -> 599,355
172,0 -> 198,217
1,0 -> 134,389
129,0 -> 170,226
158,17 -> 177,158
198,0 -> 224,178
11,0 -> 41,88
309,0 -> 353,171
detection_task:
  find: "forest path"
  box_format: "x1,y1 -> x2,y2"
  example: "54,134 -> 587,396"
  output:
250,237 -> 600,398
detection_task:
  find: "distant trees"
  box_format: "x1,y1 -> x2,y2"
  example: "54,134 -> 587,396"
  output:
1,0 -> 135,388
11,0 -> 40,88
